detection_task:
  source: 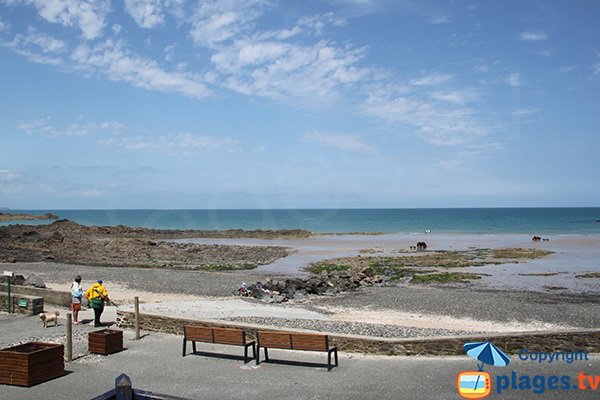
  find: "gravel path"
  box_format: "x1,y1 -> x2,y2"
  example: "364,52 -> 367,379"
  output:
310,285 -> 600,329
5,262 -> 281,297
223,316 -> 477,338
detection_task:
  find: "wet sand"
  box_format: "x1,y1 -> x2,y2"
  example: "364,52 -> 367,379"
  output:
178,233 -> 600,293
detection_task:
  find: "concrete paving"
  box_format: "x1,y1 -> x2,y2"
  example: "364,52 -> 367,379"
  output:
1,313 -> 599,399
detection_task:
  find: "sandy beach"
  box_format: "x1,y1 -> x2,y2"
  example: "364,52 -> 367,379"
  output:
2,231 -> 597,341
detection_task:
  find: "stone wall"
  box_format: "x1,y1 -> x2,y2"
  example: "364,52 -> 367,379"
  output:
0,292 -> 44,315
116,311 -> 600,356
0,283 -> 70,307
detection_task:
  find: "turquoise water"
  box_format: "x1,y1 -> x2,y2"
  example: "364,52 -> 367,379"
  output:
2,208 -> 600,234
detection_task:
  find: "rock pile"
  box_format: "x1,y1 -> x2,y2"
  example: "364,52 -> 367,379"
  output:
0,273 -> 46,288
245,267 -> 383,303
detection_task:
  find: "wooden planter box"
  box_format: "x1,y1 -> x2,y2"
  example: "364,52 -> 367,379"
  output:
0,342 -> 64,387
89,329 -> 123,355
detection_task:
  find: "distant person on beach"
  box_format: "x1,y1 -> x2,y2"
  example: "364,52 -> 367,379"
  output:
85,280 -> 110,327
70,275 -> 83,324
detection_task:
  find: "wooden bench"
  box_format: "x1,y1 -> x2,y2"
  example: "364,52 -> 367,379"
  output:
256,331 -> 338,371
182,326 -> 255,364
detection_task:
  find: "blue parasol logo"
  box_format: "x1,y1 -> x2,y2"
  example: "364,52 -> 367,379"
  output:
464,341 -> 511,371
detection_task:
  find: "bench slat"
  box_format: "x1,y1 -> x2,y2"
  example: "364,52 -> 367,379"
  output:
258,332 -> 292,349
184,326 -> 213,342
213,328 -> 245,345
291,334 -> 328,351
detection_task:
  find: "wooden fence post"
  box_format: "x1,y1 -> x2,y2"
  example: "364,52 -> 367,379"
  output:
134,296 -> 140,340
66,312 -> 73,362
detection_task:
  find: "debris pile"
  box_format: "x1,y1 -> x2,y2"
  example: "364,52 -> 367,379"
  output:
241,267 -> 383,303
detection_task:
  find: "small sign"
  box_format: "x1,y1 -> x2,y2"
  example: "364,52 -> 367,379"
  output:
17,299 -> 28,308
3,271 -> 13,277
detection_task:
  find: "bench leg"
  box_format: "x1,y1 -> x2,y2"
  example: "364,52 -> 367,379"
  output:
182,338 -> 187,357
255,347 -> 260,366
264,347 -> 269,361
327,348 -> 338,371
335,348 -> 338,366
244,345 -> 249,364
192,341 -> 197,354
252,343 -> 256,362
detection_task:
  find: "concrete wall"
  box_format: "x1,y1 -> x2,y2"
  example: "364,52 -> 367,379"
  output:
0,283 -> 71,307
116,310 -> 600,356
0,292 -> 44,315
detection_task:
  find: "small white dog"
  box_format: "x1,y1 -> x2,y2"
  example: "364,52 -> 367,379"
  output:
39,310 -> 60,328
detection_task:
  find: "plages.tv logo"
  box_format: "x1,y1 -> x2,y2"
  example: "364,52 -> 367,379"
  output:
457,341 -> 511,399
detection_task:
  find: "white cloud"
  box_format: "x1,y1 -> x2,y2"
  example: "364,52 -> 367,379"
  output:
297,13 -> 347,34
256,13 -> 346,42
0,169 -> 25,194
430,15 -> 451,24
519,31 -> 548,42
430,90 -> 480,105
0,18 -> 6,31
124,0 -> 164,28
21,0 -> 111,40
512,107 -> 538,116
0,27 -> 67,65
304,131 -> 375,153
503,72 -> 522,87
0,169 -> 22,182
17,117 -> 124,137
188,0 -> 270,48
410,73 -> 453,86
558,65 -> 576,73
71,40 -> 210,98
212,39 -> 371,104
99,133 -> 240,154
164,42 -> 176,61
14,27 -> 67,53
362,85 -> 487,146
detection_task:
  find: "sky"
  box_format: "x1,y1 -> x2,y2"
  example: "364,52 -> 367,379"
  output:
0,0 -> 599,209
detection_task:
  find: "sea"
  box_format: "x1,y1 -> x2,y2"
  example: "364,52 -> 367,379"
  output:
2,208 -> 600,235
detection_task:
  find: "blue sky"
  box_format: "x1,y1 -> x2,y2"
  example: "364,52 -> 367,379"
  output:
0,0 -> 599,209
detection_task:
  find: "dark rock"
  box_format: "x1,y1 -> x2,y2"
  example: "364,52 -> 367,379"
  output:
48,232 -> 64,243
247,264 -> 382,303
0,274 -> 25,285
24,274 -> 46,288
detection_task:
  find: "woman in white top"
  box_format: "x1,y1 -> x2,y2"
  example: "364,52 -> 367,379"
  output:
70,275 -> 83,324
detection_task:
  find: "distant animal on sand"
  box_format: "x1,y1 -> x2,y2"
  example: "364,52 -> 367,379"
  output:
40,310 -> 60,328
416,242 -> 427,251
532,236 -> 541,242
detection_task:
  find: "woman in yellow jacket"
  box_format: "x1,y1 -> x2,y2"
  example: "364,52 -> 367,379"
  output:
85,280 -> 110,327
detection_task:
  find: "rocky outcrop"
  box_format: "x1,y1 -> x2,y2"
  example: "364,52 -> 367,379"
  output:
0,220 -> 292,269
244,267 -> 383,303
0,212 -> 58,222
0,219 -> 310,239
